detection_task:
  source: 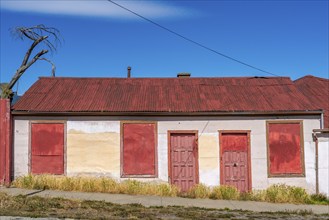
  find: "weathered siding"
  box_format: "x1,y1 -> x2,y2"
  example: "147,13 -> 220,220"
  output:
67,121 -> 120,177
318,134 -> 329,196
0,99 -> 11,184
13,120 -> 29,177
12,115 -> 323,194
199,134 -> 219,186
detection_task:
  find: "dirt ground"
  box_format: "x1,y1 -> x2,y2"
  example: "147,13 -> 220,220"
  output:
0,193 -> 328,219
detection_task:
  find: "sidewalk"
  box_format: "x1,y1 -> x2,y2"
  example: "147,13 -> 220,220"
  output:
1,187 -> 328,214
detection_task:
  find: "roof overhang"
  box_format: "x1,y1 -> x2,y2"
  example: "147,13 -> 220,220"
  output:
313,128 -> 329,133
11,110 -> 323,117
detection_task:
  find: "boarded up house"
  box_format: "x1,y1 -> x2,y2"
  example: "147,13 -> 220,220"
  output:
9,75 -> 329,195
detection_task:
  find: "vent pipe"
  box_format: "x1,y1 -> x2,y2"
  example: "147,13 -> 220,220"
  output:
177,72 -> 191,78
127,66 -> 131,78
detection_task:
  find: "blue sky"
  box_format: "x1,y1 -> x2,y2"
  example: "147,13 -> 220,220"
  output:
1,0 -> 328,95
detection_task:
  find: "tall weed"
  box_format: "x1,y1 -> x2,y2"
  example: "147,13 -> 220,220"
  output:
185,184 -> 210,198
210,185 -> 239,200
12,175 -> 178,197
11,175 -> 328,205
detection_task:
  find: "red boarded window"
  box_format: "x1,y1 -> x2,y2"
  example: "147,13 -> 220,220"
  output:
31,123 -> 64,175
267,122 -> 304,176
122,123 -> 157,177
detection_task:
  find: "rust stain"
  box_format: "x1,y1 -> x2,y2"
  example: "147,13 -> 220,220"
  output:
12,77 -> 318,113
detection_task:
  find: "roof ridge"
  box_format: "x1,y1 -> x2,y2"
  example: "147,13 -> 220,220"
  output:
294,75 -> 329,83
38,76 -> 290,80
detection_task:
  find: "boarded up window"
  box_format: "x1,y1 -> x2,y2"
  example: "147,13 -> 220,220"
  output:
267,122 -> 304,176
122,123 -> 157,177
31,123 -> 64,175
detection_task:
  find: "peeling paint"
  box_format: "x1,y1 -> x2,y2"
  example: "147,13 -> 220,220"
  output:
198,134 -> 219,184
199,134 -> 218,158
67,132 -> 120,176
199,157 -> 218,170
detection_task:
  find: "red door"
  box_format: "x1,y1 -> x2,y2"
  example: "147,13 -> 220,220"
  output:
169,132 -> 198,192
220,132 -> 251,192
31,123 -> 64,175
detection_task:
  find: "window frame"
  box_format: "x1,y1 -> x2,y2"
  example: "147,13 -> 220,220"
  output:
120,121 -> 158,178
266,120 -> 305,178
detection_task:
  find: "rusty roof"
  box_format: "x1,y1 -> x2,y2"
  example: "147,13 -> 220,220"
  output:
295,75 -> 329,128
12,76 -> 320,114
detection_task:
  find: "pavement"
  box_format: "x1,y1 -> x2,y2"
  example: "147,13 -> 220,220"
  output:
0,187 -> 328,215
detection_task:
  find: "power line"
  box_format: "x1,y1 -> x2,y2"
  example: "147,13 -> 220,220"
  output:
108,0 -> 281,77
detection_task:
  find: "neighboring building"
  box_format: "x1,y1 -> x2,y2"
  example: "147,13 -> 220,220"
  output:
295,75 -> 329,128
295,75 -> 329,196
10,75 -> 328,195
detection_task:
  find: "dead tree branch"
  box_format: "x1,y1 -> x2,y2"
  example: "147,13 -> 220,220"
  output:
38,58 -> 56,77
1,25 -> 62,99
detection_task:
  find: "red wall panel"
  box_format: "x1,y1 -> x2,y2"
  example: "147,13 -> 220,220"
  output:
31,156 -> 64,174
31,123 -> 64,175
0,99 -> 12,184
122,123 -> 156,176
268,123 -> 302,175
221,133 -> 248,151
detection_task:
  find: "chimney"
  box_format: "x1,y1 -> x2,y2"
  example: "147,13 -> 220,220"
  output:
177,72 -> 191,78
127,66 -> 131,78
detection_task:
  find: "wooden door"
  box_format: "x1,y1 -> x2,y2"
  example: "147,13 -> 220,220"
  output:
220,132 -> 251,192
169,132 -> 198,192
31,123 -> 64,175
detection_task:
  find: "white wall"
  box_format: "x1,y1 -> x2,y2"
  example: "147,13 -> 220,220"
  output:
318,134 -> 329,196
13,120 -> 29,177
13,115 -> 323,194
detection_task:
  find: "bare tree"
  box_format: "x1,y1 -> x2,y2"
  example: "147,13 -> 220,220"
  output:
1,25 -> 62,99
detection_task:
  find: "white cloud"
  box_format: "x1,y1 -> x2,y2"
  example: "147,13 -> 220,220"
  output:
0,0 -> 192,19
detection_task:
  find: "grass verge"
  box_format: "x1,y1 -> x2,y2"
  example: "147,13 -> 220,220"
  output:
12,174 -> 329,205
0,192 -> 328,220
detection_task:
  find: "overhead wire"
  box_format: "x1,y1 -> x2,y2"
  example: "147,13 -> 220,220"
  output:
108,0 -> 282,77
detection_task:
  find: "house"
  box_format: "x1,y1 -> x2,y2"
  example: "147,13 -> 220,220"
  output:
294,75 -> 329,196
7,74 -> 329,195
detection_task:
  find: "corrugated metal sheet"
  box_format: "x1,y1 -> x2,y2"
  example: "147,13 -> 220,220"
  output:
12,76 -> 319,113
295,75 -> 329,128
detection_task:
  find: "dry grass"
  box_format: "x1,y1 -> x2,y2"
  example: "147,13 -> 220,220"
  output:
12,175 -> 329,205
210,185 -> 240,200
12,174 -> 179,197
264,184 -> 311,204
184,183 -> 211,198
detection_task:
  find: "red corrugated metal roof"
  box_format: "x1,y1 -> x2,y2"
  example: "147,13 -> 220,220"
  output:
12,76 -> 320,114
295,75 -> 329,128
